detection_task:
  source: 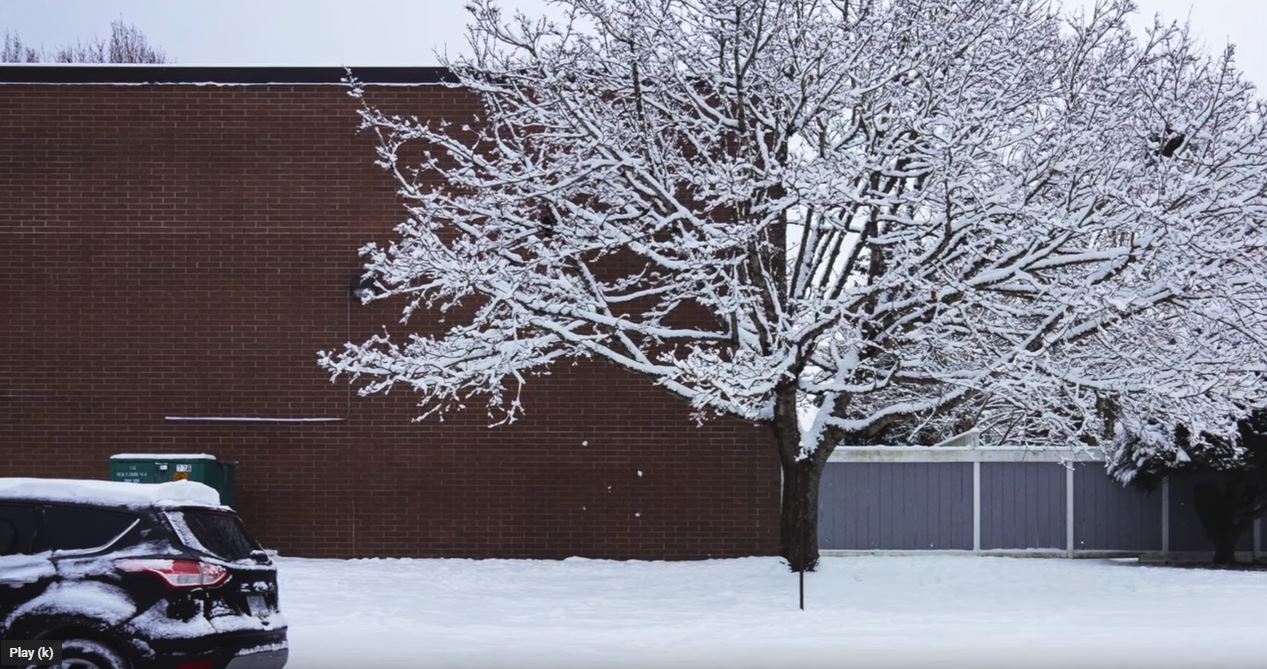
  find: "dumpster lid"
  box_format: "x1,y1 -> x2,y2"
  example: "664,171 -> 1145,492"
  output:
0,478 -> 222,508
110,453 -> 217,461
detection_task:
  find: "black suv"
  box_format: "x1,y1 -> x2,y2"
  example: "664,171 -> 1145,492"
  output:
0,479 -> 287,669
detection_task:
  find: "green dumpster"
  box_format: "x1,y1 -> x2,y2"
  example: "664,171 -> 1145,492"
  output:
109,453 -> 237,507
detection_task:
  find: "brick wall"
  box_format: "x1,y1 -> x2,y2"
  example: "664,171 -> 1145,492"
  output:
0,82 -> 780,559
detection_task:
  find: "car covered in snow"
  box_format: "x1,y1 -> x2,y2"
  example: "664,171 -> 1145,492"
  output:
0,478 -> 287,669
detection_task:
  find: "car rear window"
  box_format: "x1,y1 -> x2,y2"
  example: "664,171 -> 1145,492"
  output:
39,505 -> 139,552
166,510 -> 259,561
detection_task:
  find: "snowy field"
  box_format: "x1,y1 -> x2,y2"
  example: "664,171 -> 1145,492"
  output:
278,555 -> 1266,669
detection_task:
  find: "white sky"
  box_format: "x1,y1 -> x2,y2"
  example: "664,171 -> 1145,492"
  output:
1,1 -> 1264,87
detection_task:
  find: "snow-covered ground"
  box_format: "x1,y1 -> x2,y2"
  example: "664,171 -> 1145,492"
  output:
278,555 -> 1266,669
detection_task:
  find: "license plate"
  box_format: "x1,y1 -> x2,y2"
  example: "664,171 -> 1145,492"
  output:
247,594 -> 267,615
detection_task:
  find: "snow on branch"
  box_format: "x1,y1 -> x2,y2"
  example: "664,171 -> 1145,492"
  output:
323,0 -> 1267,463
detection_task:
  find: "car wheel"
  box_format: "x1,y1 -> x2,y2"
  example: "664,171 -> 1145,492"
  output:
57,639 -> 129,669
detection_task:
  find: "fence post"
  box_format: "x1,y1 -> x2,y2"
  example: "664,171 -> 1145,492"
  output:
972,460 -> 981,552
1065,465 -> 1075,557
1253,517 -> 1261,563
1161,477 -> 1170,560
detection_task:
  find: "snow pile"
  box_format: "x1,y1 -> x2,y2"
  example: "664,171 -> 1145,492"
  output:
0,478 -> 221,508
277,555 -> 1267,669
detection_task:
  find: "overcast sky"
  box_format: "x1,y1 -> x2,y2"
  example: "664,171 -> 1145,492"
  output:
2,1 -> 1264,87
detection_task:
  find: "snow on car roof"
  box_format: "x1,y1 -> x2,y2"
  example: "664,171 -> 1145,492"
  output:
0,478 -> 222,508
110,453 -> 217,460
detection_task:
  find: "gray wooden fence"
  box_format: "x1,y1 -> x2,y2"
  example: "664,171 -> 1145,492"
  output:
819,445 -> 1266,559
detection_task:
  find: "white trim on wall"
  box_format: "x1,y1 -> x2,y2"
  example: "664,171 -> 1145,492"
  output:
821,549 -> 1146,558
829,446 -> 1103,463
163,416 -> 345,423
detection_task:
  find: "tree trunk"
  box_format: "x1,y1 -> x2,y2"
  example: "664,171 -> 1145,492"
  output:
780,456 -> 823,572
772,384 -> 835,572
1194,481 -> 1243,565
1211,536 -> 1237,566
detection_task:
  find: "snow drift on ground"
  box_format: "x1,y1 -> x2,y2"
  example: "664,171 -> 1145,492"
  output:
277,555 -> 1266,669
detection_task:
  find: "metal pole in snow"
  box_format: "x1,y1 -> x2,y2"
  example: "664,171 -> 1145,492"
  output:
800,476 -> 808,611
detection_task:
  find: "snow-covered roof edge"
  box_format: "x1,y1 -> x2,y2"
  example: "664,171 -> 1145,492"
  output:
0,65 -> 456,86
0,478 -> 223,508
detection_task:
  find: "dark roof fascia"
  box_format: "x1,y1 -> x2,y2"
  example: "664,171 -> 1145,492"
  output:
0,65 -> 457,86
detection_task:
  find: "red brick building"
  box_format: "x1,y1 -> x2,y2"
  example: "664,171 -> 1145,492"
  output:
0,66 -> 781,560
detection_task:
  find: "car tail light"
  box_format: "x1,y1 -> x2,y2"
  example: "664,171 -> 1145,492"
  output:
175,661 -> 215,669
117,559 -> 230,590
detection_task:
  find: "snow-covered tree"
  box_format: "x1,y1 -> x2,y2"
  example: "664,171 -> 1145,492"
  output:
2,31 -> 40,63
2,20 -> 167,64
322,0 -> 1267,569
1110,410 -> 1267,564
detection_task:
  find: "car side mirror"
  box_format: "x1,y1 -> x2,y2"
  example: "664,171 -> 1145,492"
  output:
249,549 -> 270,564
